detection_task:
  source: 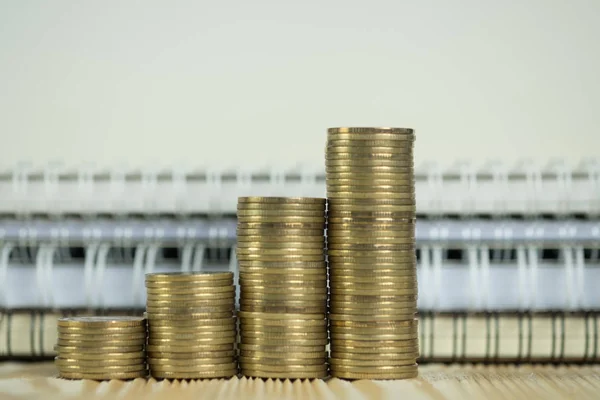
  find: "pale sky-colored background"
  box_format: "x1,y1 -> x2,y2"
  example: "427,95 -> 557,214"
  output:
0,0 -> 598,171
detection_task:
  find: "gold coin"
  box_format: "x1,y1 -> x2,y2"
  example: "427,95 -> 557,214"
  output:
55,351 -> 146,360
330,280 -> 416,289
326,145 -> 413,153
239,273 -> 326,282
145,280 -> 233,289
328,237 -> 414,245
330,318 -> 417,328
330,325 -> 417,336
240,331 -> 327,340
57,316 -> 145,329
238,197 -> 326,205
330,369 -> 418,380
326,157 -> 413,166
326,152 -> 412,160
328,127 -> 413,134
331,329 -> 419,342
330,300 -> 417,310
331,350 -> 419,360
149,331 -> 236,340
55,357 -> 146,367
241,286 -> 327,295
146,293 -> 235,302
331,344 -> 418,355
331,288 -> 417,297
56,364 -> 146,373
332,339 -> 419,348
150,369 -> 238,379
237,209 -> 325,217
240,304 -> 327,314
237,311 -> 325,320
239,363 -> 328,373
147,316 -> 235,327
328,260 -> 416,269
145,286 -> 234,295
145,311 -> 233,320
146,272 -> 233,282
237,236 -> 325,244
240,292 -> 328,301
328,198 -> 415,207
146,343 -> 234,353
330,364 -> 418,374
240,298 -> 326,307
236,247 -> 324,255
238,344 -> 326,353
237,216 -> 326,223
147,350 -> 235,359
241,368 -> 327,379
239,320 -> 326,330
147,357 -> 235,366
236,254 -> 325,262
149,324 -> 235,333
237,222 -> 326,230
332,294 -> 417,303
237,260 -> 326,268
150,361 -> 237,373
328,209 -> 416,218
148,336 -> 234,345
329,276 -> 417,285
330,307 -> 416,316
328,244 -> 414,252
327,231 -> 414,239
145,306 -> 234,314
57,339 -> 144,347
328,127 -> 413,135
242,337 -> 327,346
329,357 -> 418,367
57,332 -> 147,341
58,370 -> 148,380
326,165 -> 413,173
54,345 -> 145,353
239,266 -> 326,275
327,183 -> 414,192
57,326 -> 146,335
326,171 -> 416,180
240,350 -> 326,359
237,228 -> 324,236
237,203 -> 325,211
146,298 -> 234,307
239,281 -> 326,290
236,241 -> 324,249
329,313 -> 416,322
327,249 -> 414,257
238,356 -> 325,366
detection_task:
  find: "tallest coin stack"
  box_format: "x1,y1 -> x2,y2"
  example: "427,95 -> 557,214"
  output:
326,127 -> 419,380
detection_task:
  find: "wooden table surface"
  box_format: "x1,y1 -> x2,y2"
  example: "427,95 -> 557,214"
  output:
0,362 -> 598,400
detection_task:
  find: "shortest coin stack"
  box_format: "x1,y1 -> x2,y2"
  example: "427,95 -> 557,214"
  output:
145,272 -> 238,379
55,316 -> 147,380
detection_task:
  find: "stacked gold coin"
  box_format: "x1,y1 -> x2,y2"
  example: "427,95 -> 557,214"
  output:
55,316 -> 147,380
145,272 -> 238,379
237,196 -> 329,379
326,127 -> 419,380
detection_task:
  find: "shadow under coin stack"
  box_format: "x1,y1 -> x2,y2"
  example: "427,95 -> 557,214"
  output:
326,127 -> 419,380
55,316 -> 147,380
145,272 -> 238,379
236,196 -> 329,379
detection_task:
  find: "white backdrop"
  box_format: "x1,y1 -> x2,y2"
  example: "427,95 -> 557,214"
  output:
0,0 -> 598,170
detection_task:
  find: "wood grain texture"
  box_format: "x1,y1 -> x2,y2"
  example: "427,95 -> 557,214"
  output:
0,363 -> 598,400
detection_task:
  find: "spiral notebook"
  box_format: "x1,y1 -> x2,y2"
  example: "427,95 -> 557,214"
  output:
0,309 -> 597,363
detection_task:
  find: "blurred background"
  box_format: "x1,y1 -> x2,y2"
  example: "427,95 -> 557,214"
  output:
0,0 -> 599,362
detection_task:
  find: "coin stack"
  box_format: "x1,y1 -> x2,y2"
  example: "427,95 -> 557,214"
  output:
55,316 -> 147,380
326,127 -> 419,380
237,196 -> 329,379
145,272 -> 238,379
